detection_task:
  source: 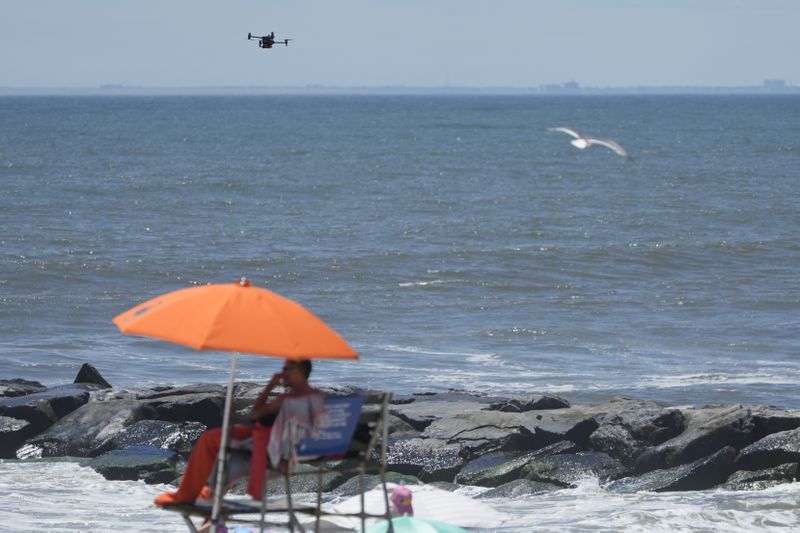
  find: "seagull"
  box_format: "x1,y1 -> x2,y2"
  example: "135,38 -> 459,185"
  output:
547,127 -> 632,159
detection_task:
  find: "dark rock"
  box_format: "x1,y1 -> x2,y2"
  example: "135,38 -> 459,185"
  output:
634,406 -> 757,473
389,394 -> 416,405
735,427 -> 800,471
0,415 -> 30,458
86,445 -> 179,484
386,438 -> 466,482
386,414 -> 418,436
721,463 -> 798,491
390,399 -> 484,432
529,439 -> 583,456
477,479 -> 561,498
18,399 -> 158,458
609,446 -> 737,493
141,388 -> 225,428
422,410 -> 533,460
0,379 -> 46,398
137,384 -> 226,400
0,384 -> 101,439
114,419 -> 206,457
73,363 -> 112,389
520,452 -> 627,488
519,406 -> 601,449
751,407 -> 800,439
455,451 -> 527,484
489,395 -> 571,413
454,441 -> 580,487
454,452 -> 535,488
589,399 -> 685,466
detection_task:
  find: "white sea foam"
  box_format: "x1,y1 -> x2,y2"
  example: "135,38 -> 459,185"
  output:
397,279 -> 452,287
1,461 -> 798,532
644,371 -> 800,388
0,460 -> 186,532
487,479 -> 800,532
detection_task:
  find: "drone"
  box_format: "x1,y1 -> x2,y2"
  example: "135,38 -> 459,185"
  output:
247,32 -> 291,49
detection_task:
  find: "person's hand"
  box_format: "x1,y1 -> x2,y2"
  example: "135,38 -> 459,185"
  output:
267,372 -> 283,390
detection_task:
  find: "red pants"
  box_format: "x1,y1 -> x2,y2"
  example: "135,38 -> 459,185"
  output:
172,425 -> 255,503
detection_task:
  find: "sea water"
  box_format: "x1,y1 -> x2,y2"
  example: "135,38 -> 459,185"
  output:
1,94 -> 799,530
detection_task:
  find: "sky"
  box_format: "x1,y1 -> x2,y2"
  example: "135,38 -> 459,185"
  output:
1,0 -> 799,89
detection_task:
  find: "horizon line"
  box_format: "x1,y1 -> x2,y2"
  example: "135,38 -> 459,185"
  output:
1,82 -> 798,96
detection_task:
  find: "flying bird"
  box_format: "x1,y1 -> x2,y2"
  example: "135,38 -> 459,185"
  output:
547,127 -> 632,159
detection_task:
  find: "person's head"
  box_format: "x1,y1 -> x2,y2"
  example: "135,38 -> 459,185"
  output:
282,359 -> 312,389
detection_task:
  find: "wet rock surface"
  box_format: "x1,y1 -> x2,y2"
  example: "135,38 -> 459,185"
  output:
0,379 -> 46,398
3,364 -> 800,493
86,445 -> 179,484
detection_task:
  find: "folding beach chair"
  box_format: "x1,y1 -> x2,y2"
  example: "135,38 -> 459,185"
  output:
162,392 -> 393,533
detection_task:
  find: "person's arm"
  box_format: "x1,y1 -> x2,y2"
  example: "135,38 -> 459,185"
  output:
250,372 -> 285,421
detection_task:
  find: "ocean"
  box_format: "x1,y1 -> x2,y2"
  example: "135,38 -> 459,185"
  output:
1,94 -> 798,531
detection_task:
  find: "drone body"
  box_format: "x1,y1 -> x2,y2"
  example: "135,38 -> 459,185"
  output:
247,32 -> 291,49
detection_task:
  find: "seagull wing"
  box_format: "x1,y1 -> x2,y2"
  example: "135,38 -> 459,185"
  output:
547,127 -> 583,140
586,137 -> 631,159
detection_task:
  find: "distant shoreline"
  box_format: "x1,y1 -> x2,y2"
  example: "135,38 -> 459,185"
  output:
2,85 -> 799,97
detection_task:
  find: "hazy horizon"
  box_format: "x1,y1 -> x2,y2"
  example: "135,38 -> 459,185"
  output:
2,1 -> 798,89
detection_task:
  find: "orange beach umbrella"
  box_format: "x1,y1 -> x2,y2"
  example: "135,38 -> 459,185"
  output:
112,277 -> 358,360
113,277 -> 357,531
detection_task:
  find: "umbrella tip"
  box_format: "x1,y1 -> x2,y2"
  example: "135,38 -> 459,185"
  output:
237,276 -> 251,287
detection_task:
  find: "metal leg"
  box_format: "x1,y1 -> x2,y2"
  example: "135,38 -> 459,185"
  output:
284,469 -> 307,532
181,514 -> 200,533
211,352 -> 239,533
315,470 -> 323,532
359,466 -> 366,533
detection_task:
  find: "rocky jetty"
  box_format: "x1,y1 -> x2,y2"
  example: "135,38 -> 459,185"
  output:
2,364 -> 800,497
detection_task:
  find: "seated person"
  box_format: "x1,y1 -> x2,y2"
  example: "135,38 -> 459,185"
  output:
154,359 -> 321,506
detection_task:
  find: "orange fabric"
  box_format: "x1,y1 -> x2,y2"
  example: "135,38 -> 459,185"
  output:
246,423 -> 273,499
155,425 -> 254,505
113,281 -> 358,360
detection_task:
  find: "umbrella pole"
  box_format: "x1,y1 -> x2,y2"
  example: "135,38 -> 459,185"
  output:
211,352 -> 239,533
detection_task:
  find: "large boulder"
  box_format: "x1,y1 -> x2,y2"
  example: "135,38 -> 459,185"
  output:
113,419 -> 207,457
488,395 -> 571,413
751,406 -> 800,436
0,415 -> 31,458
385,437 -> 466,482
0,379 -> 46,398
17,399 -> 158,458
454,451 -> 530,486
139,384 -> 226,428
735,427 -> 800,471
455,441 -> 580,487
73,363 -> 112,389
86,445 -> 179,484
421,410 -> 534,460
721,463 -> 798,491
390,398 -> 485,432
589,398 -> 685,466
518,406 -> 602,449
519,452 -> 627,488
609,446 -> 737,493
634,406 -> 757,473
0,383 -> 102,440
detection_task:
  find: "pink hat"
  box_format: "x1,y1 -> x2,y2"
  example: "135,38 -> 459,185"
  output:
390,485 -> 414,516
